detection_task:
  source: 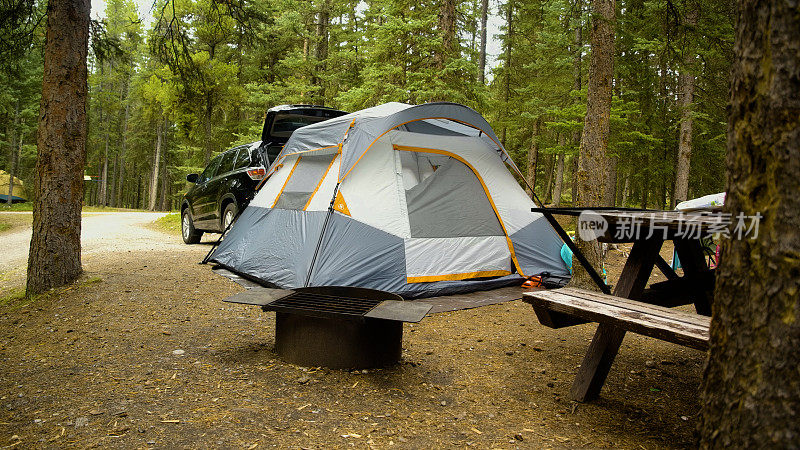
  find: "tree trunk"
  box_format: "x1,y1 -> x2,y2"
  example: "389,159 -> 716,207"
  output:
26,0 -> 90,296
159,133 -> 169,211
478,0 -> 488,84
6,100 -> 19,206
553,135 -> 566,206
501,0 -> 513,147
149,118 -> 162,211
312,0 -> 329,104
620,169 -> 629,206
603,155 -> 617,206
116,83 -> 129,208
100,131 -> 108,206
656,178 -> 666,209
570,0 -> 614,290
110,153 -> 117,207
543,154 -> 555,204
640,154 -> 649,209
571,155 -> 579,205
135,172 -> 141,210
673,3 -> 698,205
525,119 -> 540,197
572,0 -> 583,92
571,1 -> 582,207
204,95 -> 213,165
437,0 -> 456,70
699,0 -> 800,446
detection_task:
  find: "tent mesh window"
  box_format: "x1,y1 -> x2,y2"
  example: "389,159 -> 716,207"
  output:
398,150 -> 504,238
273,154 -> 335,210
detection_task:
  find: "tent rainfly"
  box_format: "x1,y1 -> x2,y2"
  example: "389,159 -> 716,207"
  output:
209,102 -> 570,298
0,170 -> 27,203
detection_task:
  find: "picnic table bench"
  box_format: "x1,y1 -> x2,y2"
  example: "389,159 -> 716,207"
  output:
524,288 -> 710,351
525,207 -> 723,402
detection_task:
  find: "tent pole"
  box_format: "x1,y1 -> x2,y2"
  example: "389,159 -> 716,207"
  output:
200,207 -> 244,265
509,160 -> 544,207
304,183 -> 340,287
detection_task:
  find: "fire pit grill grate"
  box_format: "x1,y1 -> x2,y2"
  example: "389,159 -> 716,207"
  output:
222,285 -> 434,369
268,291 -> 383,318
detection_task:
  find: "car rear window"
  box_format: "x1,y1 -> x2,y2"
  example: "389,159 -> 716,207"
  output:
270,114 -> 328,138
234,146 -> 251,169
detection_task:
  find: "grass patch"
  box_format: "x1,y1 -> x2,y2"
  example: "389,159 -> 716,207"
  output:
0,202 -> 33,212
0,276 -> 103,311
152,212 -> 181,235
0,287 -> 25,307
0,214 -> 32,235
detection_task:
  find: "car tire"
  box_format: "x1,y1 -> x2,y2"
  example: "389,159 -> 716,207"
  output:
182,209 -> 203,244
223,203 -> 238,231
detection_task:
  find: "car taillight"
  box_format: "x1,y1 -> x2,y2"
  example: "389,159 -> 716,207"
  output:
247,167 -> 267,180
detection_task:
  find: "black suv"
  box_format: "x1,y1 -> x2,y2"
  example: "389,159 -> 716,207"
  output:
180,105 -> 347,244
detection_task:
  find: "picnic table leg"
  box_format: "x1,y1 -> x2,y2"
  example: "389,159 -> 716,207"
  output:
673,239 -> 714,316
655,255 -> 679,280
569,238 -> 663,402
570,323 -> 626,402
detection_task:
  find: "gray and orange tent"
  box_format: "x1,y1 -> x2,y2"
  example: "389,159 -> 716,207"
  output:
209,102 -> 569,298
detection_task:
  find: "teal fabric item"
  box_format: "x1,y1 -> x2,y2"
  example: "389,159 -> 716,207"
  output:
672,250 -> 681,270
561,243 -> 574,275
559,243 -> 608,281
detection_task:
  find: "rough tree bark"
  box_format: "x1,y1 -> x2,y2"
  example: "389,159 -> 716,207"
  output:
478,0 -> 488,85
603,155 -> 617,206
570,0 -> 614,289
26,0 -> 90,296
437,0 -> 456,70
699,0 -> 800,446
571,0 -> 582,206
673,3 -> 698,205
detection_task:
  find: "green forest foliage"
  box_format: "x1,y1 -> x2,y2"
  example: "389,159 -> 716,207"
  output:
0,0 -> 733,210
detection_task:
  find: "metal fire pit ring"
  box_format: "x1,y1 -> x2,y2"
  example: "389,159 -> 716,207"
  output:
223,285 -> 432,370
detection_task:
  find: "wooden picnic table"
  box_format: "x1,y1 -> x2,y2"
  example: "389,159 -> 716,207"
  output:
527,207 -> 724,402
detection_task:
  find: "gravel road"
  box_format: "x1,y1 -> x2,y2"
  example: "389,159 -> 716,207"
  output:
0,211 -> 182,275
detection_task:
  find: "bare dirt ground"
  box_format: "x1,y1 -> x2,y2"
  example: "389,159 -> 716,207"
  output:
0,214 -> 704,448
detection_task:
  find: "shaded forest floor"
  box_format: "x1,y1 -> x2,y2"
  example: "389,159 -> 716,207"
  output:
0,218 -> 704,448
